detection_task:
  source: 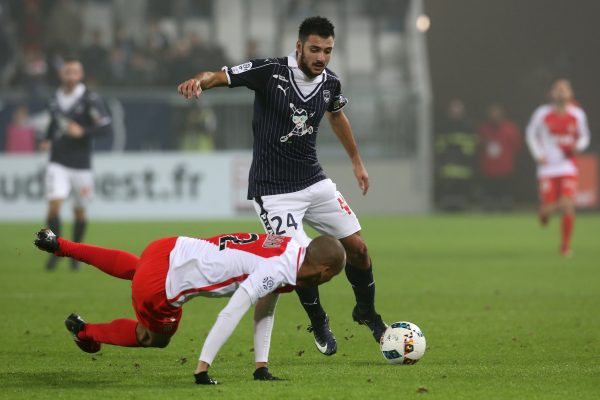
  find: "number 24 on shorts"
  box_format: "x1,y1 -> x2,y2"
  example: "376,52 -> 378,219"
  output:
269,213 -> 298,235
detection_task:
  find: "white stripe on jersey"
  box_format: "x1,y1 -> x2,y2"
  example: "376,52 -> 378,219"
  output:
165,236 -> 302,307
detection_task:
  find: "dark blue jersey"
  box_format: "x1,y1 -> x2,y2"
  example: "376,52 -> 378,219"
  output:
225,55 -> 348,199
46,85 -> 112,170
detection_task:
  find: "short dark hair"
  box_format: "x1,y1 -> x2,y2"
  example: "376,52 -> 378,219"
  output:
298,16 -> 335,42
62,56 -> 81,64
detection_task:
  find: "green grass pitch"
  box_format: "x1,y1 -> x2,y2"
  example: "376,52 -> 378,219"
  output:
1,214 -> 599,399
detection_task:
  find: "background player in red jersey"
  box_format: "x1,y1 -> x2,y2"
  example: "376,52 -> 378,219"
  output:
525,79 -> 591,256
33,228 -> 345,384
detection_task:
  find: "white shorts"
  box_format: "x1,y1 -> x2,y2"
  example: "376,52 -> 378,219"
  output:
252,179 -> 361,246
45,162 -> 93,207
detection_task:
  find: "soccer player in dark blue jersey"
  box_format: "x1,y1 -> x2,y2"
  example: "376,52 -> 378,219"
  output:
178,16 -> 386,356
40,58 -> 112,271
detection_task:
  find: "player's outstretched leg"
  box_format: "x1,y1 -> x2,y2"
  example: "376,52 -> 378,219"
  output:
295,286 -> 337,355
341,233 -> 387,343
34,229 -> 139,280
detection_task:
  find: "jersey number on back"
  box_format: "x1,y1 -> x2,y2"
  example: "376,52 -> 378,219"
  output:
219,233 -> 259,250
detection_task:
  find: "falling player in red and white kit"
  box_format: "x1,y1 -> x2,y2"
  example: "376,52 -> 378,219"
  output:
33,229 -> 345,384
525,79 -> 591,256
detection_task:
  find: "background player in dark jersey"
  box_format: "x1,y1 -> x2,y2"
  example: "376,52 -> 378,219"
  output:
40,58 -> 112,271
177,17 -> 386,355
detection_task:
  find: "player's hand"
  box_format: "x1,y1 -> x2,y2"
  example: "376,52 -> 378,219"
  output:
353,162 -> 369,195
66,121 -> 84,138
178,78 -> 202,99
537,156 -> 547,165
39,140 -> 50,152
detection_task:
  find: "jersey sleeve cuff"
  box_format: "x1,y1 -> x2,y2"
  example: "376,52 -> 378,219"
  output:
222,66 -> 232,86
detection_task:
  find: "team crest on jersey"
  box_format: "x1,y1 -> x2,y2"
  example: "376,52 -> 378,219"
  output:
323,90 -> 331,103
280,103 -> 315,143
231,62 -> 252,74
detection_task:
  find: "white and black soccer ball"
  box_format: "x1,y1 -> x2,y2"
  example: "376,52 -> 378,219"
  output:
380,321 -> 426,365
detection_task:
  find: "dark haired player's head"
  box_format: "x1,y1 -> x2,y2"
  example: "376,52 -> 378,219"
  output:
60,57 -> 84,92
298,235 -> 346,287
298,16 -> 335,43
296,16 -> 335,79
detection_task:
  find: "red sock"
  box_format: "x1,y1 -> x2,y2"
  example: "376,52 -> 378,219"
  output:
561,214 -> 574,251
79,319 -> 140,347
56,238 -> 139,280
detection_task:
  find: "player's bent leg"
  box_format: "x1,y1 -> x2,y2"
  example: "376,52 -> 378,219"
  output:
71,316 -> 142,348
64,313 -> 101,353
339,232 -> 387,343
137,324 -> 173,348
253,194 -> 338,355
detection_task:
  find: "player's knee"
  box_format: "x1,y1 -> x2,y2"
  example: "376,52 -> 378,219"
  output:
147,331 -> 172,348
151,337 -> 171,348
343,237 -> 370,268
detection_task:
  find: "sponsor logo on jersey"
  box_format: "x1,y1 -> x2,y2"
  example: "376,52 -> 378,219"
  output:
273,74 -> 288,82
231,62 -> 252,74
323,90 -> 331,103
277,84 -> 289,95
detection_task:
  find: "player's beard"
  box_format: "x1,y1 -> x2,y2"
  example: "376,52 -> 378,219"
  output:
298,48 -> 325,79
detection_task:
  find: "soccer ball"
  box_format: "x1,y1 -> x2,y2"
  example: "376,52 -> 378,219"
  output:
380,321 -> 426,365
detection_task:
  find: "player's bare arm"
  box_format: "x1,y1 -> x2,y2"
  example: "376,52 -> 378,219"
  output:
177,71 -> 229,99
326,110 -> 369,195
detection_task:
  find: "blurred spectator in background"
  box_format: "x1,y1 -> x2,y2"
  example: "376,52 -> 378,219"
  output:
0,0 -> 17,88
46,43 -> 68,87
45,0 -> 82,54
14,0 -> 44,53
4,105 -> 36,153
435,98 -> 476,211
476,104 -> 522,211
525,79 -> 590,257
245,38 -> 260,60
81,30 -> 109,86
178,104 -> 216,152
19,47 -> 48,96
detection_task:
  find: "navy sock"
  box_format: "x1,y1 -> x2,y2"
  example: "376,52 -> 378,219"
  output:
45,216 -> 61,270
345,263 -> 376,315
73,219 -> 87,243
47,216 -> 60,237
295,286 -> 326,322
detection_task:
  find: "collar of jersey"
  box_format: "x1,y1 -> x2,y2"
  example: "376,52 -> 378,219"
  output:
56,83 -> 86,112
287,53 -> 327,102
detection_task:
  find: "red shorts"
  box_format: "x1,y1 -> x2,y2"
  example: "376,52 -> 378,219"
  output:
538,175 -> 577,205
131,237 -> 182,335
